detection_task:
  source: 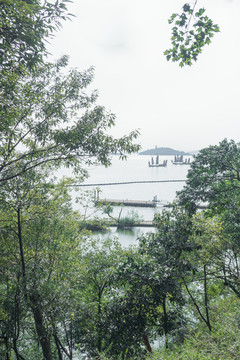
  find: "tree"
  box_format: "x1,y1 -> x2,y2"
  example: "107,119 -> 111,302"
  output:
75,241 -> 178,358
164,1 -> 220,66
0,172 -> 89,359
93,207 -> 193,356
176,139 -> 240,326
178,139 -> 240,214
138,207 -> 192,346
214,202 -> 240,299
0,55 -> 140,184
0,1 -> 141,357
0,0 -> 140,187
72,238 -> 124,358
181,212 -> 226,333
0,0 -> 71,73
138,206 -> 224,340
103,248 -> 159,358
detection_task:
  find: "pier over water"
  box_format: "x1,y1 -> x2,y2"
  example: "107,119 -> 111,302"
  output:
96,199 -> 159,208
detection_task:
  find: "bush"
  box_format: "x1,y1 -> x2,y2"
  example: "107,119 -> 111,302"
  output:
117,210 -> 142,229
79,218 -> 110,231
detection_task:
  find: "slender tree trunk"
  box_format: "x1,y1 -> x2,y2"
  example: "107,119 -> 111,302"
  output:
17,208 -> 26,280
97,289 -> 102,354
203,265 -> 212,332
54,334 -> 63,360
54,324 -> 72,360
182,276 -> 212,332
4,337 -> 10,360
14,286 -> 20,335
162,295 -> 169,349
69,321 -> 73,360
64,321 -> 73,360
233,250 -> 239,277
17,207 -> 52,359
13,285 -> 22,360
142,332 -> 152,353
14,209 -> 28,360
30,295 -> 53,360
13,339 -> 27,360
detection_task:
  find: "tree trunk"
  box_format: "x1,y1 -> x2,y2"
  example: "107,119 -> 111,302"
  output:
4,337 -> 10,360
182,276 -> 212,332
17,208 -> 26,280
142,332 -> 152,353
97,289 -> 102,353
17,207 -> 52,358
30,295 -> 52,360
162,295 -> 169,349
13,339 -> 26,360
203,265 -> 212,332
54,335 -> 63,360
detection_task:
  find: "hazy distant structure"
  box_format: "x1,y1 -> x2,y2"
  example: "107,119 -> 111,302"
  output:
139,147 -> 190,156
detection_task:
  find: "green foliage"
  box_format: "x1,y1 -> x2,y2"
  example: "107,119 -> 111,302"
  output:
1,168 -> 240,358
79,217 -> 110,231
1,1 -> 239,358
188,212 -> 224,266
164,1 -> 220,67
0,0 -> 71,73
102,249 -> 157,358
72,238 -> 124,357
148,296 -> 240,360
96,296 -> 240,359
0,55 -> 140,183
178,139 -> 240,214
0,0 -> 140,185
102,205 -> 142,228
102,203 -> 115,217
0,0 -> 140,356
117,210 -> 142,229
0,174 -> 89,358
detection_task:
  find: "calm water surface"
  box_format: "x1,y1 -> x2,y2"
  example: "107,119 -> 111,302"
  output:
75,154 -> 192,246
85,155 -> 190,203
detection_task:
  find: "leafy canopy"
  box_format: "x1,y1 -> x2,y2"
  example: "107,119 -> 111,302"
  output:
0,55 -> 140,183
0,0 -> 71,73
164,1 -> 220,67
178,139 -> 240,214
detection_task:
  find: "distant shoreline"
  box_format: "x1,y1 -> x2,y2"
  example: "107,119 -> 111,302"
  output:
139,147 -> 191,156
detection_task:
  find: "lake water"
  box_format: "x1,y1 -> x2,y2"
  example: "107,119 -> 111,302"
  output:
71,154 -> 192,245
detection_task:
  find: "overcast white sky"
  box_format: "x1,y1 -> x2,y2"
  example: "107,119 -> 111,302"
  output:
49,0 -> 240,152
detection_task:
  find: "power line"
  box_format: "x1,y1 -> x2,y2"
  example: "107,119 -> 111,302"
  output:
68,179 -> 186,187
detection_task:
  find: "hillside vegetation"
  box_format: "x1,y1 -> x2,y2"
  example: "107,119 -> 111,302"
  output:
139,147 -> 190,156
0,0 -> 238,358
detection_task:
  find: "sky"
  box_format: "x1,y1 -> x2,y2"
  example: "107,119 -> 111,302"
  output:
49,0 -> 240,152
